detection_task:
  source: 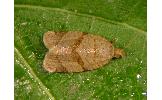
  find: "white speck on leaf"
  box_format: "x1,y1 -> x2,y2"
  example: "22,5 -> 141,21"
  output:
137,74 -> 141,79
142,92 -> 147,96
74,9 -> 78,13
120,80 -> 123,82
131,92 -> 135,97
21,22 -> 27,26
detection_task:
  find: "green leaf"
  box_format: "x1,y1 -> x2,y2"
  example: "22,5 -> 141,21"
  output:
14,0 -> 146,99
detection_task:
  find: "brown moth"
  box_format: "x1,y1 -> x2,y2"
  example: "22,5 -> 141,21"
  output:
43,31 -> 125,72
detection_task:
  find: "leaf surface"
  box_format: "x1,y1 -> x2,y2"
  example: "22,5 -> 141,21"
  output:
14,0 -> 147,99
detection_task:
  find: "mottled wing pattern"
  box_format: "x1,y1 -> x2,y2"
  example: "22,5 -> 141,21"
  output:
43,31 -> 115,72
76,34 -> 114,71
43,31 -> 65,49
43,31 -> 86,72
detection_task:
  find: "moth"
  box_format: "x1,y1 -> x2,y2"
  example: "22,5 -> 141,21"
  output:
43,31 -> 125,72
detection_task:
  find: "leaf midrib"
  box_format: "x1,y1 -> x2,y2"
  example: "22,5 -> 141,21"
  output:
14,4 -> 146,36
14,47 -> 55,100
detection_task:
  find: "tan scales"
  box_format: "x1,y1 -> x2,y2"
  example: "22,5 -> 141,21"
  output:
43,31 -> 125,72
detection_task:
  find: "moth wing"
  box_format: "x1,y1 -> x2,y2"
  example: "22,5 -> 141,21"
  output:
43,31 -> 64,49
43,50 -> 84,72
76,34 -> 113,71
57,31 -> 85,47
56,31 -> 86,72
43,51 -> 65,72
43,31 -> 87,72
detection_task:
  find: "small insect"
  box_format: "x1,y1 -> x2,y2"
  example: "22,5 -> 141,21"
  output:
43,31 -> 125,72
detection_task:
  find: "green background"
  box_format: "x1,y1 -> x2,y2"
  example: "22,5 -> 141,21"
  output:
14,0 -> 147,99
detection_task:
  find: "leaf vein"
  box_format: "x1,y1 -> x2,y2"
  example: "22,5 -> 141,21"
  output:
14,47 -> 55,100
14,4 -> 146,35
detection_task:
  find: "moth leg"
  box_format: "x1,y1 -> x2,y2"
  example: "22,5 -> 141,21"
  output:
43,31 -> 64,49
